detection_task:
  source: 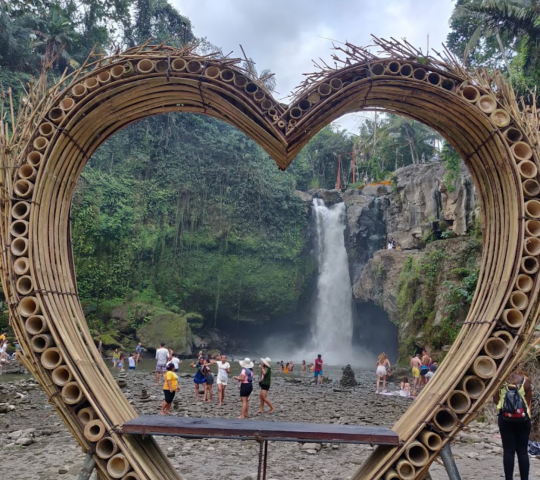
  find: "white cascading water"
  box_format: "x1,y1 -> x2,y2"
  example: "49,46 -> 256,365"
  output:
311,198 -> 354,364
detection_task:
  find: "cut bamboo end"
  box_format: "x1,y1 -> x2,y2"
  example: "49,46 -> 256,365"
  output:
441,78 -> 456,91
137,59 -> 155,74
30,333 -> 53,353
268,107 -> 278,117
49,107 -> 65,124
493,330 -> 514,345
400,64 -> 413,77
491,108 -> 511,127
186,60 -> 202,74
110,65 -> 125,80
234,75 -> 248,88
245,82 -> 258,95
62,381 -> 84,405
25,315 -> 47,335
121,473 -> 141,480
524,179 -> 540,197
277,120 -> 286,129
484,336 -> 508,360
525,237 -> 540,256
504,127 -> 523,143
122,62 -> 134,77
433,407 -> 458,432
52,365 -> 72,386
38,122 -> 54,138
96,436 -> 119,460
84,419 -> 106,442
41,347 -> 63,370
405,440 -> 430,467
253,90 -> 265,102
501,308 -> 524,328
84,77 -> 99,92
521,256 -> 539,274
395,458 -> 415,480
318,83 -> 332,96
10,219 -> 29,237
261,99 -> 273,110
460,375 -> 485,399
33,136 -> 49,152
97,70 -> 111,85
477,95 -> 497,113
413,68 -> 427,81
447,390 -> 471,414
13,256 -> 30,275
427,72 -> 441,86
307,91 -> 321,104
461,85 -> 480,102
418,430 -> 442,451
60,97 -> 75,112
384,469 -> 400,480
471,356 -> 497,379
107,454 -> 132,479
171,58 -> 186,72
18,164 -> 37,182
298,99 -> 311,111
219,68 -> 234,82
386,61 -> 401,75
290,107 -> 302,119
12,201 -> 30,221
512,141 -> 533,162
330,78 -> 343,90
77,407 -> 96,425
518,160 -> 537,179
27,151 -> 43,167
14,179 -> 34,199
11,237 -> 28,257
155,60 -> 168,73
508,290 -> 528,310
525,200 -> 540,218
371,64 -> 385,76
16,275 -> 34,295
72,84 -> 87,99
515,273 -> 534,292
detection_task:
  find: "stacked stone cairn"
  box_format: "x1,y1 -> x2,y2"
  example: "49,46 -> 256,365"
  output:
340,364 -> 357,388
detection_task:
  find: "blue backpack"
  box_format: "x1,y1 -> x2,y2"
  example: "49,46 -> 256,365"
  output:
244,368 -> 253,383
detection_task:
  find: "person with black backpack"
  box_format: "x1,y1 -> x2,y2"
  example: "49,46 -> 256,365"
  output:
234,358 -> 254,419
493,370 -> 533,480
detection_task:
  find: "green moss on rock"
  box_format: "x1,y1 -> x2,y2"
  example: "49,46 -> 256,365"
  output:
137,313 -> 193,355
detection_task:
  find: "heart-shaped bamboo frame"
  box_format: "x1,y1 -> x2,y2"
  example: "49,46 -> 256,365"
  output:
0,38 -> 539,480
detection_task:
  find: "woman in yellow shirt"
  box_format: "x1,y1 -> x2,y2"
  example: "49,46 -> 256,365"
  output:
160,363 -> 179,415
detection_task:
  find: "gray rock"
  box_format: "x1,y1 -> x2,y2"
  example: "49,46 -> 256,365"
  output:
15,437 -> 33,446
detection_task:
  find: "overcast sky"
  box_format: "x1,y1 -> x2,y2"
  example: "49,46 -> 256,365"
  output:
172,0 -> 457,132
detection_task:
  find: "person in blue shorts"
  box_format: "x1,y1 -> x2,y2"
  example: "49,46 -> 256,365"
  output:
314,354 -> 323,385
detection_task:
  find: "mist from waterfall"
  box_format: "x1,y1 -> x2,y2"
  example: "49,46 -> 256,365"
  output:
310,198 -> 354,364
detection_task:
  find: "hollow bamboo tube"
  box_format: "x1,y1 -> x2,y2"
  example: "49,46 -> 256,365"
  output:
501,308 -> 524,328
107,454 -> 132,479
386,61 -> 401,74
447,390 -> 471,414
413,68 -> 427,81
461,85 -> 480,102
245,82 -> 258,94
49,107 -> 65,124
171,58 -> 186,72
261,99 -> 273,110
110,65 -> 125,80
234,75 -> 248,88
27,151 -> 42,167
477,95 -> 497,113
253,90 -> 265,102
62,381 -> 84,405
33,136 -> 48,151
18,164 -> 37,181
308,91 -> 321,104
219,69 -> 234,82
518,161 -> 537,179
525,200 -> 540,218
122,61 -> 134,76
330,78 -> 343,90
96,436 -> 119,460
384,469 -> 400,480
72,84 -> 87,100
137,59 -> 154,74
512,141 -> 533,161
427,72 -> 441,86
484,336 -> 508,359
493,330 -> 514,345
186,60 -> 202,73
52,365 -> 72,386
471,356 -> 497,379
524,237 -> 540,256
77,407 -> 96,425
418,430 -> 442,451
14,179 -> 34,199
521,256 -> 539,274
399,64 -> 413,77
395,459 -> 415,480
405,441 -> 430,467
13,256 -> 30,275
10,219 -> 29,237
371,64 -> 385,75
84,77 -> 99,92
491,108 -> 511,127
508,290 -> 528,310
504,127 -> 523,143
97,70 -> 111,85
18,296 -> 40,317
121,473 -> 141,480
41,347 -> 63,369
84,419 -> 106,442
459,375 -> 485,399
38,122 -> 54,137
31,333 -> 54,353
524,179 -> 540,197
25,315 -> 47,335
290,107 -> 302,119
515,273 -> 534,292
298,99 -> 311,111
16,275 -> 34,295
155,60 -> 168,73
442,78 -> 456,91
433,407 -> 458,432
277,120 -> 286,129
11,237 -> 28,256
318,83 -> 332,96
267,107 -> 278,117
59,98 -> 75,113
12,201 -> 30,221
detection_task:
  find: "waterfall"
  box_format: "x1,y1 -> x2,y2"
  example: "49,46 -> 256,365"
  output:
311,198 -> 354,364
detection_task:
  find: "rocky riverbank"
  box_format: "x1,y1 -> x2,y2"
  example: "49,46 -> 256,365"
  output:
0,365 -> 533,480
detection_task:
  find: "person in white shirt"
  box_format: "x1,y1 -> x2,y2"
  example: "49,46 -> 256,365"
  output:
171,355 -> 181,372
155,342 -> 169,385
212,354 -> 230,406
128,354 -> 136,370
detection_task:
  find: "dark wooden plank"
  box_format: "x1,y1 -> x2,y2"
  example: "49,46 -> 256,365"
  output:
121,416 -> 400,445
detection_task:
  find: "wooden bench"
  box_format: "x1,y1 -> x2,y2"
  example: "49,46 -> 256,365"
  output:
121,416 -> 400,480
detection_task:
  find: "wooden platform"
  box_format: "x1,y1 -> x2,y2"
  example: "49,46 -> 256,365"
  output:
121,416 -> 400,445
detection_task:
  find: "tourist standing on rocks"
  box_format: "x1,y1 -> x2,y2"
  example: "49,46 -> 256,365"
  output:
117,353 -> 125,370
410,353 -> 422,394
155,342 -> 169,385
128,354 -> 136,370
234,358 -> 254,419
257,357 -> 275,414
191,355 -> 207,402
160,362 -> 179,416
301,360 -> 307,373
214,354 -> 230,406
135,342 -> 142,363
400,377 -> 411,397
375,352 -> 391,394
420,349 -> 432,386
170,354 -> 181,372
494,370 -> 532,480
314,354 -> 324,385
112,348 -> 120,367
202,358 -> 214,402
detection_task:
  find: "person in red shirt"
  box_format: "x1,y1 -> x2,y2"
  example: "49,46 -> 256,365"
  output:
314,354 -> 323,385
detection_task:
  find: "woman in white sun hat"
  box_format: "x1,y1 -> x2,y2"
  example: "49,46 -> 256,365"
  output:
257,357 -> 275,414
234,358 -> 254,419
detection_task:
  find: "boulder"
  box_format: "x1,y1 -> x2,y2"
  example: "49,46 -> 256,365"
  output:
137,313 -> 193,355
